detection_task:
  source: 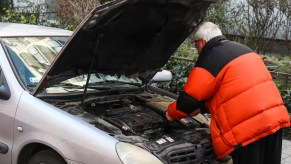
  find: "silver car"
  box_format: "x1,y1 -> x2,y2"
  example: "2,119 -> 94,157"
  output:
0,0 -> 220,163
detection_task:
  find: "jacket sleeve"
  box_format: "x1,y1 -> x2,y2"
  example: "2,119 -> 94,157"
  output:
168,67 -> 218,120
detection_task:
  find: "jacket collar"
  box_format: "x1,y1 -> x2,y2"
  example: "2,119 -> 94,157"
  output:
200,35 -> 227,56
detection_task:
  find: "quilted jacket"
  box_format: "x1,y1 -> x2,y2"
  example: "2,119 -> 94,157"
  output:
167,35 -> 291,158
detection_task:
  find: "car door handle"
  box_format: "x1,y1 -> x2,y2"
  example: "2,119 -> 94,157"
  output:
0,142 -> 8,154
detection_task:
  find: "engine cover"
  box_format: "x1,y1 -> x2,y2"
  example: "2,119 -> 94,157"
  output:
104,107 -> 166,137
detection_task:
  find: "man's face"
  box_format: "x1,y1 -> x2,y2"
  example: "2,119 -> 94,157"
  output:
194,39 -> 206,55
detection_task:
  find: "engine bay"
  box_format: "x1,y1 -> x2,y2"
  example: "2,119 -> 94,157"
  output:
52,91 -> 219,164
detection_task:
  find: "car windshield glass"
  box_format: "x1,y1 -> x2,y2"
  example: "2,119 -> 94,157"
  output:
2,37 -> 141,93
2,37 -> 68,88
46,73 -> 142,93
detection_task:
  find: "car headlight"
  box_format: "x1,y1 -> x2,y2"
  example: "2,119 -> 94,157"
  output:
116,142 -> 162,164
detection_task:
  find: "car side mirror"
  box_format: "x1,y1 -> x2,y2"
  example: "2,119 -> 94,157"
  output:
149,70 -> 172,86
0,73 -> 11,100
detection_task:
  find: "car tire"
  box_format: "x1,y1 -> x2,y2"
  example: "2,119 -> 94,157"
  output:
28,149 -> 66,164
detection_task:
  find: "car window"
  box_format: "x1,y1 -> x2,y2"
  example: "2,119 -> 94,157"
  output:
2,37 -> 69,90
2,37 -> 141,93
0,64 -> 11,100
6,46 -> 35,86
0,65 -> 2,86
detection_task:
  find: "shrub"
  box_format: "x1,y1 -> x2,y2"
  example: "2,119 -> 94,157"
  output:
159,39 -> 198,93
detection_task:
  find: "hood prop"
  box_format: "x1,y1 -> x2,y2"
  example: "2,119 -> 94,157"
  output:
81,34 -> 102,106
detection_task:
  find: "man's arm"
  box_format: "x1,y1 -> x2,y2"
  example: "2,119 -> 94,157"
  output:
166,67 -> 218,121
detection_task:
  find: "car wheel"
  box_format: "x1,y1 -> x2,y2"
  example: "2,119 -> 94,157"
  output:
28,149 -> 66,164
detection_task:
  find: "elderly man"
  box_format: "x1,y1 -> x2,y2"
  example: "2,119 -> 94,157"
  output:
166,22 -> 290,164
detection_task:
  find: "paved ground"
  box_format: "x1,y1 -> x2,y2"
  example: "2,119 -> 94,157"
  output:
281,139 -> 291,164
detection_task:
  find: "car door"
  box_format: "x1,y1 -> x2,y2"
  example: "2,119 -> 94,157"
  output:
0,56 -> 21,163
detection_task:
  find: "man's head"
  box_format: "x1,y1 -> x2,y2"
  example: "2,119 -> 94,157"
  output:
193,22 -> 222,55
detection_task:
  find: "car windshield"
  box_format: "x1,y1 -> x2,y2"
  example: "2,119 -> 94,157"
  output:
2,36 -> 141,93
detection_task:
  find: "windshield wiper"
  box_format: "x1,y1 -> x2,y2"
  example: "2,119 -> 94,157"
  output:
89,80 -> 142,87
53,83 -> 84,89
85,84 -> 112,90
50,82 -> 113,91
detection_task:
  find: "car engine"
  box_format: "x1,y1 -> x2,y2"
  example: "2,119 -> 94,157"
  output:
53,92 -> 222,164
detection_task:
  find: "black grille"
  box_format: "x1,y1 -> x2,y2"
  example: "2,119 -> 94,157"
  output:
168,148 -> 197,164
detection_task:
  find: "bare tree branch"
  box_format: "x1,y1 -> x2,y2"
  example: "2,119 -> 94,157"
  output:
52,0 -> 100,29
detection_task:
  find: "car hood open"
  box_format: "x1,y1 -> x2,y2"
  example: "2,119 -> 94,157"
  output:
33,0 -> 216,95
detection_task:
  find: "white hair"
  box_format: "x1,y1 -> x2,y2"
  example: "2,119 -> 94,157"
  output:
193,22 -> 222,42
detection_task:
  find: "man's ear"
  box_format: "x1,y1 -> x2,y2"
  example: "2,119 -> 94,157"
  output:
201,39 -> 206,47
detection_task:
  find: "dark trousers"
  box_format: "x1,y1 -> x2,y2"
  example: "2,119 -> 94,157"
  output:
230,129 -> 282,164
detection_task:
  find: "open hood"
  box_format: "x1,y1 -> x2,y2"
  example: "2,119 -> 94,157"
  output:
34,0 -> 216,94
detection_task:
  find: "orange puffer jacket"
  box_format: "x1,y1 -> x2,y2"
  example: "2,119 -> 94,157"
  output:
167,36 -> 291,159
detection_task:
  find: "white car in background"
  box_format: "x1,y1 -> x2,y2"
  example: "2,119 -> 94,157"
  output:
0,0 -> 224,164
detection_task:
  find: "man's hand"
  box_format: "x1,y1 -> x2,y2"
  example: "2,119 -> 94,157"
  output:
165,111 -> 174,122
189,108 -> 201,116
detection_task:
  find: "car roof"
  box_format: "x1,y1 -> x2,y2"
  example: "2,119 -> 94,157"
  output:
0,22 -> 73,37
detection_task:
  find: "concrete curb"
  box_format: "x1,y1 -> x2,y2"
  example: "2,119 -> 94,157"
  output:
281,139 -> 291,164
